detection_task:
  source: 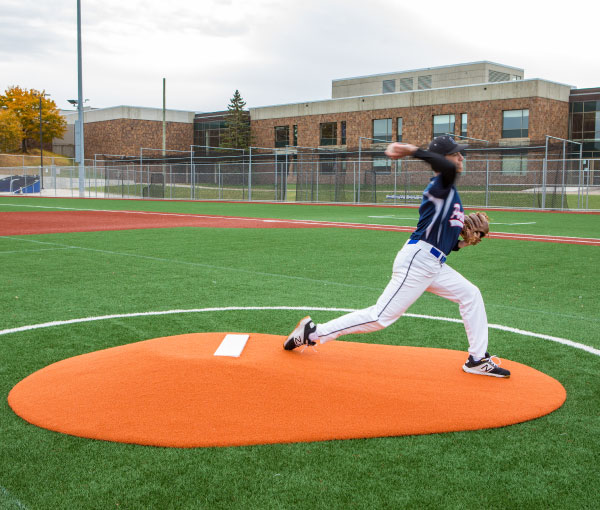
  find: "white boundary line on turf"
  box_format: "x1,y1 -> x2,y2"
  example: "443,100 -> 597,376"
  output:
0,306 -> 598,357
0,485 -> 28,510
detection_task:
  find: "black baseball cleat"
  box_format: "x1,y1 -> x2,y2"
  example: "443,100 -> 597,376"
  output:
462,352 -> 511,378
283,316 -> 317,350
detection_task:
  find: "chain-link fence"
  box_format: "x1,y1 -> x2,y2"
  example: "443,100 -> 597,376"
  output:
1,154 -> 598,210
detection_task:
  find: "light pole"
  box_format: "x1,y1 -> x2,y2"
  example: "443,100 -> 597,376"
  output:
39,92 -> 50,189
76,0 -> 84,197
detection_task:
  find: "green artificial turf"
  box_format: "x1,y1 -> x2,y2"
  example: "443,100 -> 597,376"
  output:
0,199 -> 599,509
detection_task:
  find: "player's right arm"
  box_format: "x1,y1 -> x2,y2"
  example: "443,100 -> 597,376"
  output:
385,142 -> 457,187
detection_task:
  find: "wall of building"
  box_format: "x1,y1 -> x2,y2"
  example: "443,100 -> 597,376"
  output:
84,118 -> 193,159
251,96 -> 569,150
54,106 -> 195,160
331,62 -> 524,98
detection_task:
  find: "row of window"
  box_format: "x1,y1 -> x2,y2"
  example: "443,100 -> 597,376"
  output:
274,109 -> 529,147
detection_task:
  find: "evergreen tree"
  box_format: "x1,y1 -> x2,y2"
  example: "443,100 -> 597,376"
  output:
220,90 -> 251,151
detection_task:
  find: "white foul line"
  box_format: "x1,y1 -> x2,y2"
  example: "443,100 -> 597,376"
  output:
0,306 -> 598,357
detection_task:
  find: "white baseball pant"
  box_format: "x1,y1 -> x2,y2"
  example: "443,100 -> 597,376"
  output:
316,239 -> 488,358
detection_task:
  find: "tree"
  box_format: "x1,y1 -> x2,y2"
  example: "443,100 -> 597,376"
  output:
0,86 -> 67,152
0,108 -> 22,153
220,90 -> 251,151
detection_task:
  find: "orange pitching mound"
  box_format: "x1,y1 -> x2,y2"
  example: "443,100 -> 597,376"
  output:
8,333 -> 566,447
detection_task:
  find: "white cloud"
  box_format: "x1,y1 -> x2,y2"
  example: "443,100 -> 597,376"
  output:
1,0 -> 598,112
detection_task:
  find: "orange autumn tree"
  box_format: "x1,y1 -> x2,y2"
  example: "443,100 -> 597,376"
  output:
0,86 -> 66,152
0,108 -> 22,153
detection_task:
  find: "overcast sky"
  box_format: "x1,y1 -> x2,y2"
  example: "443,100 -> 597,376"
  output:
1,0 -> 598,113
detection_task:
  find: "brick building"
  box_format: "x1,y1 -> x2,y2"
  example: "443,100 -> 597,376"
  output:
56,106 -> 195,161
250,62 -> 572,153
53,62 -> 598,165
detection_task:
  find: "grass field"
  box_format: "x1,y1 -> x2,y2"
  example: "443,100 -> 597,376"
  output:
0,197 -> 599,509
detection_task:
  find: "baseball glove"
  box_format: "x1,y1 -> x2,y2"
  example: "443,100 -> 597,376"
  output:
461,212 -> 490,246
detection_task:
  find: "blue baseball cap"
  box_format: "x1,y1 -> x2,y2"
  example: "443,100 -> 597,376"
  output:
429,136 -> 467,155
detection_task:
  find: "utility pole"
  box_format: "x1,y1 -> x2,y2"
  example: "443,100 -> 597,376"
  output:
39,92 -> 50,190
39,94 -> 43,188
162,78 -> 166,189
76,0 -> 85,197
162,78 -> 166,157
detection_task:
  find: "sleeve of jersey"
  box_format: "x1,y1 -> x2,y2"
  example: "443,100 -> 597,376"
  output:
413,149 -> 457,193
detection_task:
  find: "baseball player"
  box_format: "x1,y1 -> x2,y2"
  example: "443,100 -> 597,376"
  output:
284,135 -> 510,378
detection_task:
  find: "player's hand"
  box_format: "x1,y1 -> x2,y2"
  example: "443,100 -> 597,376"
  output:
385,143 -> 418,160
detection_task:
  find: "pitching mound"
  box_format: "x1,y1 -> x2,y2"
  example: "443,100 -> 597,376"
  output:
8,333 -> 566,447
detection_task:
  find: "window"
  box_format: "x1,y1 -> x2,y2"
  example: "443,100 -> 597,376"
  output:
461,114 -> 467,138
382,79 -> 396,93
274,126 -> 290,148
433,114 -> 455,138
373,118 -> 392,142
341,121 -> 346,145
373,157 -> 391,173
320,122 -> 337,146
396,117 -> 403,142
399,77 -> 413,91
489,70 -> 510,82
293,125 -> 298,146
502,156 -> 528,175
194,115 -> 227,149
418,75 -> 432,89
502,110 -> 529,138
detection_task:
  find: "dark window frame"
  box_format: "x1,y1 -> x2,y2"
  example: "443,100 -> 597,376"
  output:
274,125 -> 290,148
319,122 -> 338,146
502,109 -> 529,138
433,114 -> 456,138
373,118 -> 392,143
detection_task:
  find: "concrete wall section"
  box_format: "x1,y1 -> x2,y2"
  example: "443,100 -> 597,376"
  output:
251,79 -> 571,122
331,62 -> 525,98
63,106 -> 195,125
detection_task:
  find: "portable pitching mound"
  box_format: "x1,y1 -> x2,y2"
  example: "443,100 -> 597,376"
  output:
8,332 -> 566,448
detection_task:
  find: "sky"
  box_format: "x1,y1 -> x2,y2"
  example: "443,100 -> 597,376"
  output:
1,0 -> 598,113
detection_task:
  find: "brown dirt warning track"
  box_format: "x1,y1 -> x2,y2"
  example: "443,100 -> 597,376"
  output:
1,209 -> 598,244
8,333 -> 566,448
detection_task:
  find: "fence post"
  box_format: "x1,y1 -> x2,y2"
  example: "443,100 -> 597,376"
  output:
357,139 -> 362,203
485,159 -> 489,207
561,140 -> 566,210
393,160 -> 398,205
316,156 -> 319,202
353,161 -> 356,203
248,147 -> 252,201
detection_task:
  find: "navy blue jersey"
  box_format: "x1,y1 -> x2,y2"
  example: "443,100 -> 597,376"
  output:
409,149 -> 464,255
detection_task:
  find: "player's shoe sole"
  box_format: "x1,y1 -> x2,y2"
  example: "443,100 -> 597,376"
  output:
462,354 -> 510,378
283,316 -> 317,350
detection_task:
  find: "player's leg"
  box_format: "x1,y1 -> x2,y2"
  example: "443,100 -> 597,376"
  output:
426,264 -> 510,377
316,247 -> 439,344
425,264 -> 488,358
